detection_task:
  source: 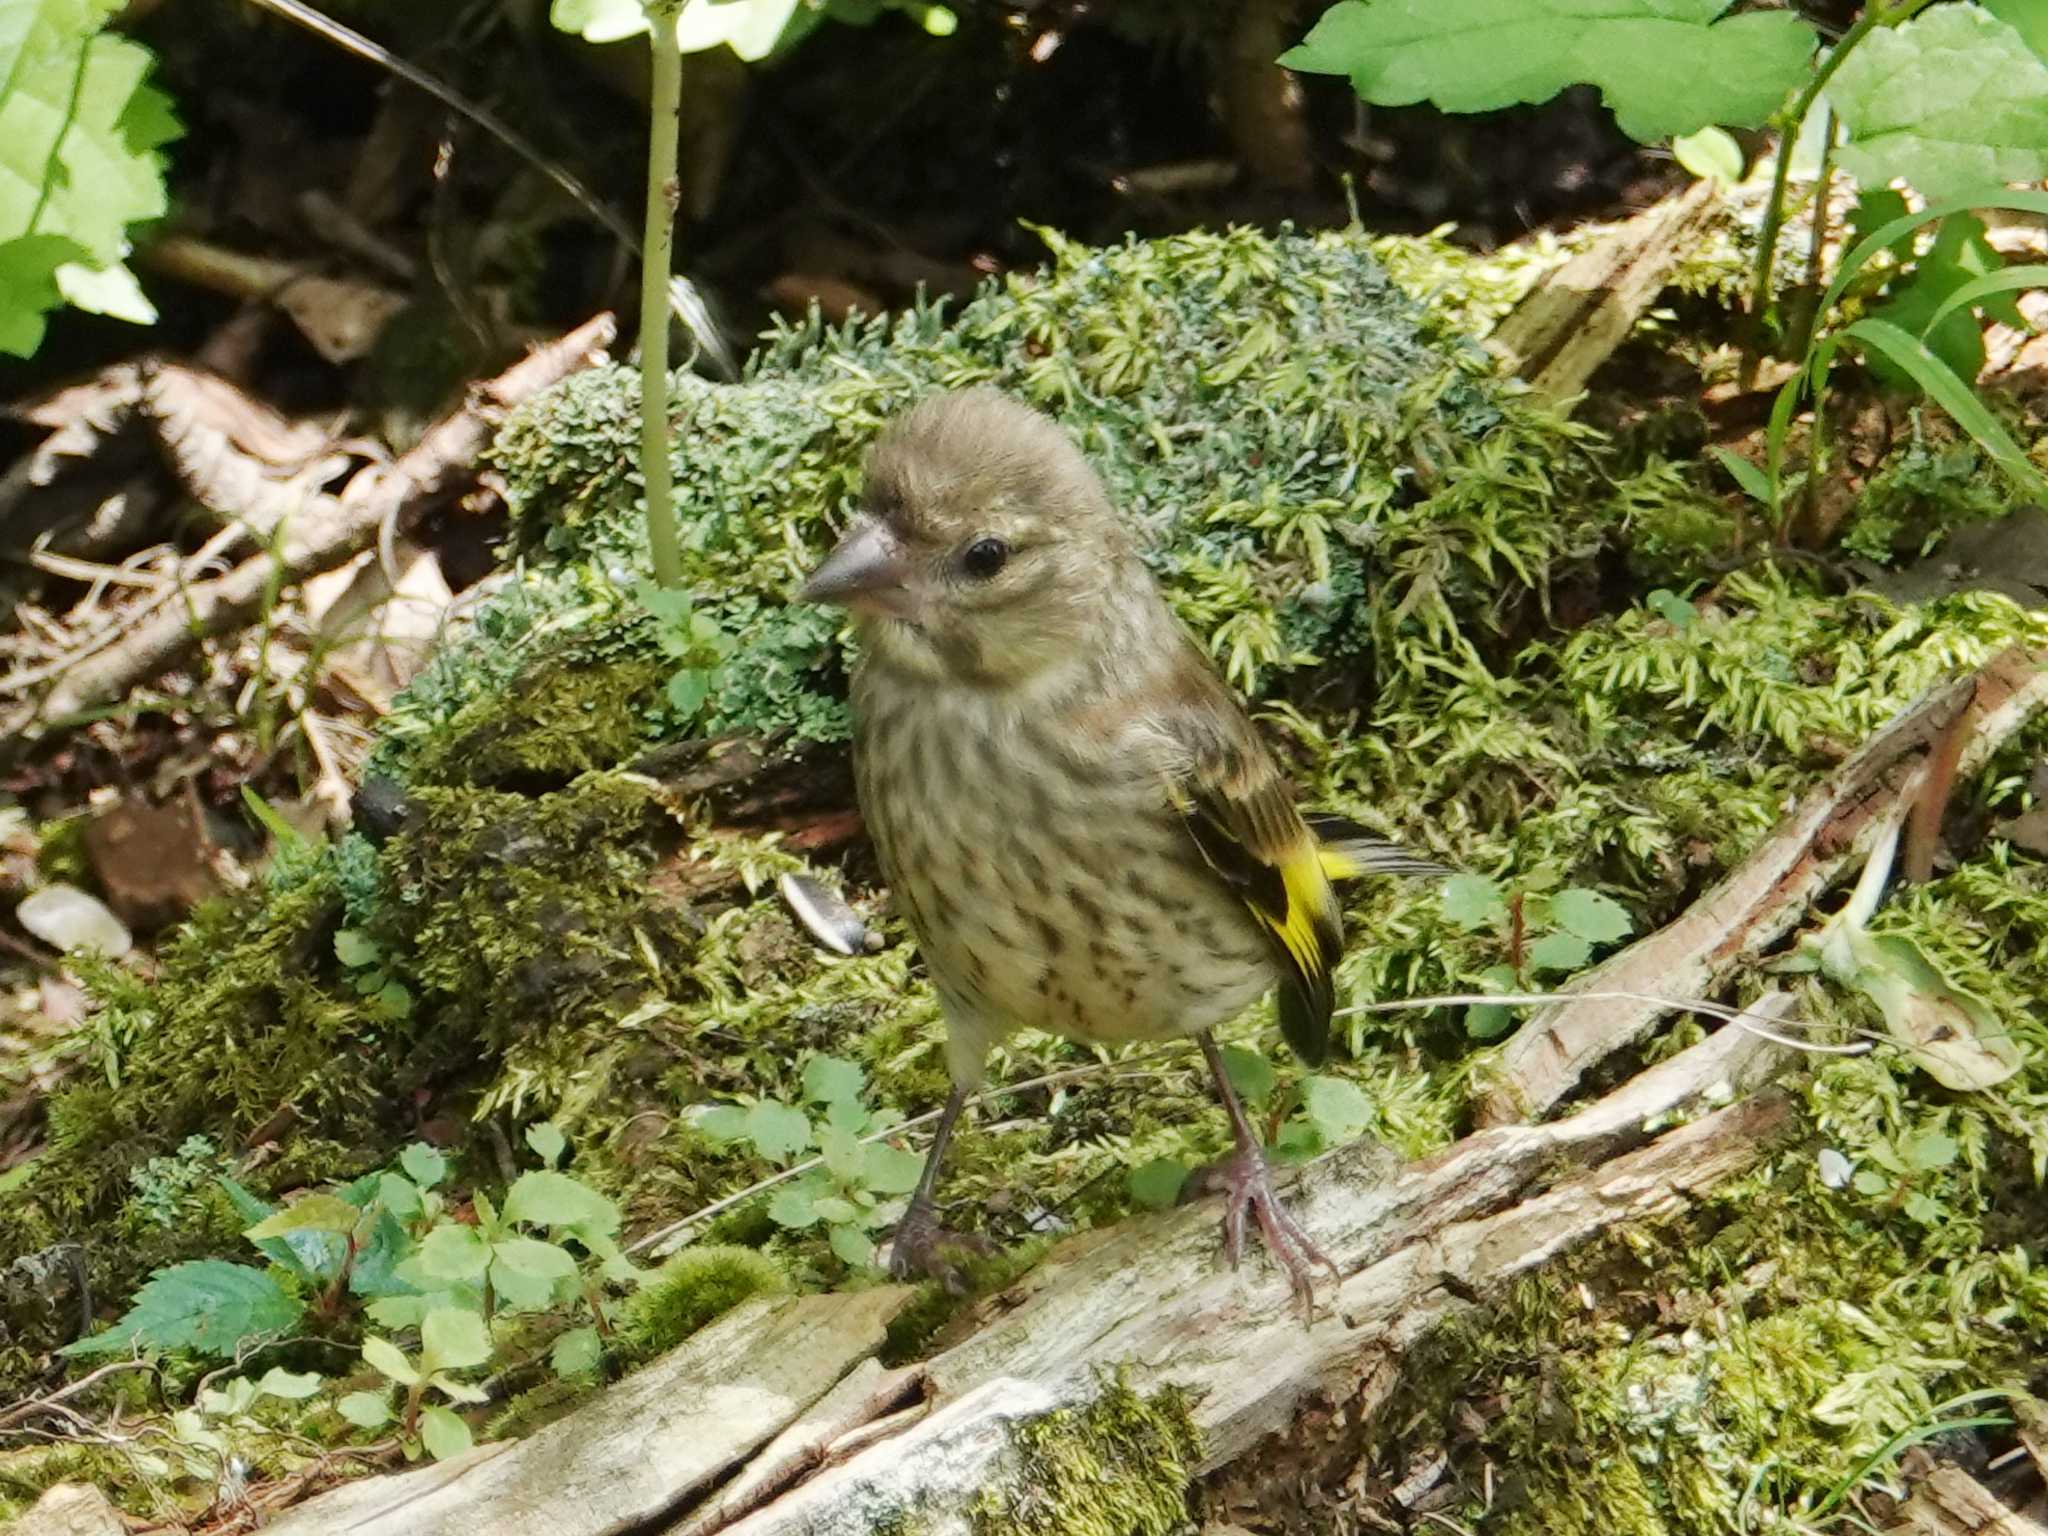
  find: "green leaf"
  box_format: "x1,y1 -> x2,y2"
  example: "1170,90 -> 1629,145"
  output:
416,1223 -> 492,1283
1904,1131 -> 1960,1173
1831,4 -> 2048,200
1280,0 -> 1815,143
1706,447 -> 1771,507
1902,1191 -> 1945,1226
429,1371 -> 490,1406
418,1404 -> 473,1462
1465,963 -> 1520,1041
490,1235 -> 579,1283
1865,214 -> 2013,388
375,980 -> 414,1019
1823,926 -> 2024,1091
666,668 -> 714,719
1852,1168 -> 1891,1198
348,1207 -> 417,1301
62,1260 -> 302,1359
0,1 -> 179,355
361,1335 -> 419,1387
376,1172 -> 423,1223
1439,872 -> 1506,930
1127,1157 -> 1190,1211
1220,1045 -> 1276,1104
551,1325 -> 603,1377
812,1196 -> 859,1225
801,1053 -> 866,1107
502,1170 -> 622,1239
254,1366 -> 324,1400
1983,0 -> 2048,64
333,928 -> 380,968
400,1144 -> 449,1190
672,0 -> 803,60
819,1124 -> 866,1183
1301,1075 -> 1372,1143
861,1142 -> 926,1196
419,1306 -> 492,1373
1550,888 -> 1633,944
525,1122 -> 567,1169
336,1390 -> 393,1429
245,1193 -> 362,1241
1921,262 -> 2048,340
767,1186 -> 819,1228
1526,930 -> 1592,974
829,1222 -> 878,1267
1839,318 -> 2048,504
744,1101 -> 813,1164
1672,125 -> 1742,185
694,1105 -> 750,1144
1645,588 -> 1698,629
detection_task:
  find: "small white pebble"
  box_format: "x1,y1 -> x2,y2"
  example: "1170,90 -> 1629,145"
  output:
17,883 -> 131,958
1817,1148 -> 1853,1189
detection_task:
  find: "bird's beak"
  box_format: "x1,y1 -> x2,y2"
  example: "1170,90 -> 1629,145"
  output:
800,518 -> 918,620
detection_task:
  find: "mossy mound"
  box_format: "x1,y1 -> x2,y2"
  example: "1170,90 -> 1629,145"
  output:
5,222 -> 2047,1533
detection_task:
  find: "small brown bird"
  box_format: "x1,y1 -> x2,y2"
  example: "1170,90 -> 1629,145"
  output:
800,388 -> 1437,1305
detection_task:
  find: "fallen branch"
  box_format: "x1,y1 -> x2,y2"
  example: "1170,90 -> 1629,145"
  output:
1474,644 -> 2048,1126
0,314 -> 616,749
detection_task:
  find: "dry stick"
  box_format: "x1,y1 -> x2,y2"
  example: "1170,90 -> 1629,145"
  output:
1475,644 -> 2048,1127
1,313 -> 617,746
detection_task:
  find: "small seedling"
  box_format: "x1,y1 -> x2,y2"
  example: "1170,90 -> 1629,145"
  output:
334,927 -> 415,1020
1439,873 -> 1635,1038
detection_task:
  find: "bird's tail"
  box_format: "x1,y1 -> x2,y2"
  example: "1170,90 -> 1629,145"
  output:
1306,813 -> 1450,882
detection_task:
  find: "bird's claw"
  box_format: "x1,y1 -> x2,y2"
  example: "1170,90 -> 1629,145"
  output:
1183,1145 -> 1339,1317
884,1201 -> 994,1294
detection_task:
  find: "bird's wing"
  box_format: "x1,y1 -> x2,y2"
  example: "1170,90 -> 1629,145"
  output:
1145,658 -> 1343,1068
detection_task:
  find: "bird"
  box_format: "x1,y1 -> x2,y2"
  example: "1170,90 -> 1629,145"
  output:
798,387 -> 1441,1308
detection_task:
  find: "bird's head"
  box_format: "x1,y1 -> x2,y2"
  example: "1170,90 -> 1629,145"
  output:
800,388 -> 1144,687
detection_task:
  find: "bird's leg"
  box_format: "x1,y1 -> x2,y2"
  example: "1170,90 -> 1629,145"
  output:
1183,1032 -> 1340,1314
885,1083 -> 993,1293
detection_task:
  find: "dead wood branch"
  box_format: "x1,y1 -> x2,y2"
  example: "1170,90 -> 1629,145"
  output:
1892,1466 -> 2048,1536
0,314 -> 615,750
1475,645 -> 2048,1126
236,1006 -> 1797,1536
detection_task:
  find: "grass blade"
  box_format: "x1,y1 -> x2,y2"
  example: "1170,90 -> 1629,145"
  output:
1920,262 -> 2048,337
1842,317 -> 2048,499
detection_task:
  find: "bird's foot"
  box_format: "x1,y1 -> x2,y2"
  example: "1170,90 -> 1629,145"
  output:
884,1200 -> 994,1294
1183,1144 -> 1339,1316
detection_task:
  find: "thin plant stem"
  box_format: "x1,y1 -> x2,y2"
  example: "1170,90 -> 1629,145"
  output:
1743,0 -> 1939,383
639,3 -> 687,590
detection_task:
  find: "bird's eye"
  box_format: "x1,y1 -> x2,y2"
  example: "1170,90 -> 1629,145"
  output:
961,537 -> 1010,580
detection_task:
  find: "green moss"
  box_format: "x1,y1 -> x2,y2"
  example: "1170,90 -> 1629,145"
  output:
615,1244 -> 788,1363
879,1240 -> 1050,1366
970,1374 -> 1203,1536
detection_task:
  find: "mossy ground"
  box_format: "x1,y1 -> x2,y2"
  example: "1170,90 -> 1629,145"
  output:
5,221 -> 2047,1528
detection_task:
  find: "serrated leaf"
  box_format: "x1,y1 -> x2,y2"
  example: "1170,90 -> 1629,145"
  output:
1127,1157 -> 1190,1211
801,1053 -> 865,1107
812,1196 -> 859,1224
1832,4 -> 2048,199
1904,1131 -> 1959,1172
551,1324 -> 603,1377
336,1390 -> 393,1429
333,928 -> 380,968
62,1260 -> 302,1359
1301,1075 -> 1372,1143
666,668 -> 713,719
829,1223 -> 877,1267
1526,930 -> 1592,974
1983,0 -> 2048,64
245,1193 -> 361,1241
1550,888 -> 1633,943
415,1223 -> 491,1283
418,1404 -> 473,1461
361,1335 -> 419,1386
502,1170 -> 622,1239
1439,872 -> 1506,930
1220,1045 -> 1276,1104
767,1186 -> 819,1227
399,1144 -> 448,1190
419,1307 -> 492,1373
376,1172 -> 423,1223
525,1122 -> 567,1169
861,1142 -> 925,1196
744,1100 -> 812,1164
1281,0 -> 1815,143
0,233 -> 84,356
